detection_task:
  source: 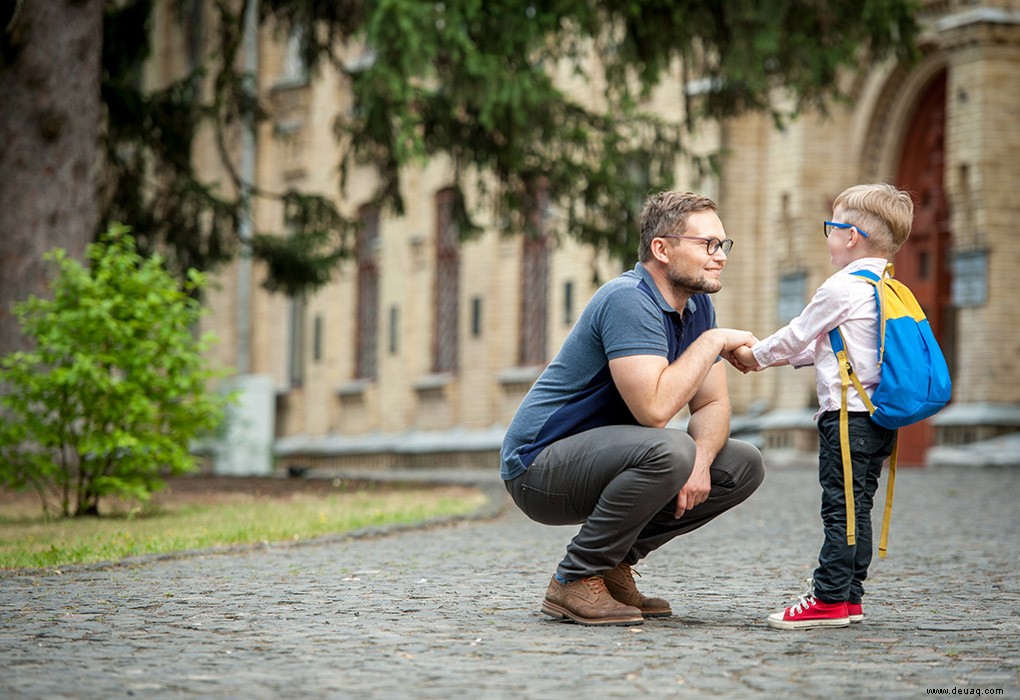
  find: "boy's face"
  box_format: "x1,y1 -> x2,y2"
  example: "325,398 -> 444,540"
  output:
828,206 -> 863,269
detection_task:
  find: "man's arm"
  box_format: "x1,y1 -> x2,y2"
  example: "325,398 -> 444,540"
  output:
610,328 -> 755,517
608,328 -> 756,428
677,360 -> 732,515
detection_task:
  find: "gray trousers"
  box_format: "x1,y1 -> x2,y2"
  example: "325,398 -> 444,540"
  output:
505,425 -> 765,581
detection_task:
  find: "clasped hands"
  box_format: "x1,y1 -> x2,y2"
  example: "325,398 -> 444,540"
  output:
716,328 -> 763,374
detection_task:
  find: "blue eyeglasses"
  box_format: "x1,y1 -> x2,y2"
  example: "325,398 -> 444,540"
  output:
823,221 -> 870,238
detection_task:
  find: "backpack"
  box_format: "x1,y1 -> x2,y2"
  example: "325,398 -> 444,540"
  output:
828,262 -> 952,557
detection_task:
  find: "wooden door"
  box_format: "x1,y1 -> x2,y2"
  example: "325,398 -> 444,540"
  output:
893,71 -> 954,465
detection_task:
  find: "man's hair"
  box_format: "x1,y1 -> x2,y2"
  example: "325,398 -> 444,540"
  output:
833,183 -> 914,255
638,191 -> 718,263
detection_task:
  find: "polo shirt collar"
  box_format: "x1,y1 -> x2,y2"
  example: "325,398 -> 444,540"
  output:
634,262 -> 697,316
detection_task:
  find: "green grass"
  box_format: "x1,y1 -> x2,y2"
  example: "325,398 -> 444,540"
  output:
0,484 -> 488,570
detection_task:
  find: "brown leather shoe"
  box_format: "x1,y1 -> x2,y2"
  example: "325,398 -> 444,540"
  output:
540,575 -> 644,626
602,563 -> 672,617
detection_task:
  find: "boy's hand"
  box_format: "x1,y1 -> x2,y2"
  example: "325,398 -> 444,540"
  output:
728,345 -> 761,374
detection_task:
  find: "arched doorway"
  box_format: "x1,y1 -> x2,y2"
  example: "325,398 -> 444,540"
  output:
894,70 -> 954,465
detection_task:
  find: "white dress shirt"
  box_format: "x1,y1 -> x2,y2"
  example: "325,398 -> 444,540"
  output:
752,258 -> 888,418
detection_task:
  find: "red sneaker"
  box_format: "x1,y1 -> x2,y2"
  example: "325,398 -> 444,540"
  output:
767,595 -> 850,630
847,602 -> 864,623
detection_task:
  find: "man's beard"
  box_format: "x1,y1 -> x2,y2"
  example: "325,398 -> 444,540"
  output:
667,269 -> 721,296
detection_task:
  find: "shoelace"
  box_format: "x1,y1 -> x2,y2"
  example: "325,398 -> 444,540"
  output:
616,563 -> 646,585
788,594 -> 818,616
617,564 -> 639,583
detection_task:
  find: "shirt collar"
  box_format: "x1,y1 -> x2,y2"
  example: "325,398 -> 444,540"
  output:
845,257 -> 890,275
634,262 -> 698,316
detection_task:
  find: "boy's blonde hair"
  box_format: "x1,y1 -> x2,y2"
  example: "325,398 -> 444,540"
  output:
833,183 -> 914,256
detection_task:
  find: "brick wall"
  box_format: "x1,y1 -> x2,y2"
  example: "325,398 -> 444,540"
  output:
168,5 -> 1020,464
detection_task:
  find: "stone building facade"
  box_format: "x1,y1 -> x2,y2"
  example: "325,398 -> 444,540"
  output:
148,1 -> 1020,473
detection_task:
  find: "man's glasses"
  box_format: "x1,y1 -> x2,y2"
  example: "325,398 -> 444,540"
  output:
658,235 -> 734,255
823,221 -> 870,238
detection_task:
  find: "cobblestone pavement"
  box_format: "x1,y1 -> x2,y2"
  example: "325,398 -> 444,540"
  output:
1,463 -> 1017,699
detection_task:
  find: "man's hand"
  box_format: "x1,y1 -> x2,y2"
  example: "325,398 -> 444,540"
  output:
713,328 -> 758,353
675,463 -> 711,517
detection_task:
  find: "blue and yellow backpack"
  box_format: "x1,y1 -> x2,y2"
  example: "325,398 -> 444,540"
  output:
828,262 -> 952,557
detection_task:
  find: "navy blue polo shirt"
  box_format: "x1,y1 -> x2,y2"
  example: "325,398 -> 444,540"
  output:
500,262 -> 718,481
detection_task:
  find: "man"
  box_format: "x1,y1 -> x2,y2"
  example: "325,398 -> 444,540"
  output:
500,190 -> 765,626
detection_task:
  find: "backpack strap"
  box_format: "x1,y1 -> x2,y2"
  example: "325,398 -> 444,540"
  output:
878,437 -> 898,558
864,262 -> 898,557
850,264 -> 891,366
828,327 -> 876,414
828,327 -> 860,547
829,264 -> 901,557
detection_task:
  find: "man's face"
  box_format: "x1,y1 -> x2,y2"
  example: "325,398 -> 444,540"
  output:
663,209 -> 729,296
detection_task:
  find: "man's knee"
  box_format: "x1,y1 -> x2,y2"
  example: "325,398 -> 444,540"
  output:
728,439 -> 765,495
708,438 -> 764,496
645,429 -> 698,492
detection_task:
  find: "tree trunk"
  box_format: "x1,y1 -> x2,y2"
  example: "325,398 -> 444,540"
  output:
0,0 -> 103,356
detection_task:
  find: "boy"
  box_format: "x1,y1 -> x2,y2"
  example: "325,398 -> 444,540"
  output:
733,182 -> 914,629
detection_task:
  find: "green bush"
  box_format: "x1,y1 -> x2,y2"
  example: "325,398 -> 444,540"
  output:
0,225 -> 232,517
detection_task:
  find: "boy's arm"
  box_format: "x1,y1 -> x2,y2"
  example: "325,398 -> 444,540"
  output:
732,344 -> 792,370
754,338 -> 815,369
753,277 -> 847,367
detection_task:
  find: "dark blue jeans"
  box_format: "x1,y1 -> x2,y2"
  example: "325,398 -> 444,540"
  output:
813,411 -> 896,604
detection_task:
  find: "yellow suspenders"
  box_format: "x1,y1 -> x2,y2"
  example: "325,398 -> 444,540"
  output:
833,328 -> 897,558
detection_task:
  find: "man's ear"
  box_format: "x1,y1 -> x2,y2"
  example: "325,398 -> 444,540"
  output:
651,238 -> 671,263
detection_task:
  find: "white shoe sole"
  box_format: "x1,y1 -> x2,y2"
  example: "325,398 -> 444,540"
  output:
766,615 -> 851,630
